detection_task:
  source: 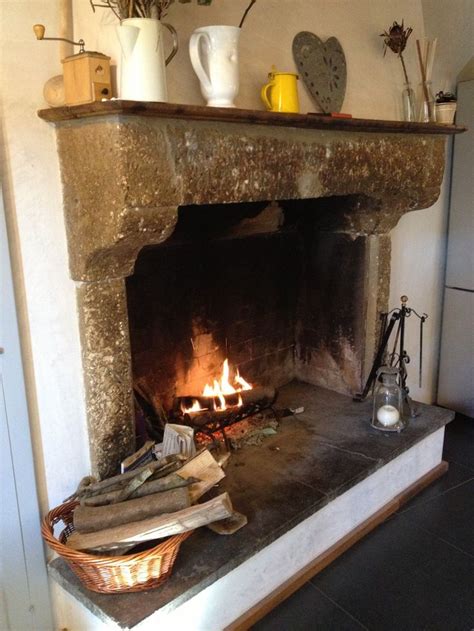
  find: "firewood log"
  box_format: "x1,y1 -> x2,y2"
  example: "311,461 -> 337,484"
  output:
66,492 -> 234,552
73,486 -> 190,533
111,464 -> 155,503
78,455 -> 184,499
207,511 -> 248,535
82,474 -> 199,507
176,449 -> 226,502
177,386 -> 276,416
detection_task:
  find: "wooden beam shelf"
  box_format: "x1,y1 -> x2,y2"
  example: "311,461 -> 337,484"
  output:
38,100 -> 466,135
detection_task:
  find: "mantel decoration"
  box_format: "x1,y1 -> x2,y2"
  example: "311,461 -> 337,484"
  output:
90,0 -> 213,102
189,0 -> 257,108
435,91 -> 457,124
33,24 -> 112,107
292,32 -> 347,114
261,68 -> 300,113
380,20 -> 415,122
89,0 -> 213,20
415,38 -> 437,122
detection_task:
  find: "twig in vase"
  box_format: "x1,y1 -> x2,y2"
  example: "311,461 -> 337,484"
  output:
416,39 -> 431,118
399,52 -> 410,86
90,0 -> 191,20
239,0 -> 257,28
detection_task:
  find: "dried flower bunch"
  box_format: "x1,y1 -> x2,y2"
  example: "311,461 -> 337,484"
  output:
90,0 -> 212,21
380,20 -> 413,56
380,20 -> 413,84
91,0 -> 257,27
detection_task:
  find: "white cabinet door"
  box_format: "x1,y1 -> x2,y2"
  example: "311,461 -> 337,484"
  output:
438,287 -> 474,416
0,184 -> 53,630
445,80 -> 474,291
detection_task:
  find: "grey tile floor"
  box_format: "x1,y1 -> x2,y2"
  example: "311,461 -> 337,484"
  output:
254,413 -> 474,631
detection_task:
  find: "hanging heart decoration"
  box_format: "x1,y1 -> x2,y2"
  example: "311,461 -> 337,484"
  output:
292,31 -> 347,113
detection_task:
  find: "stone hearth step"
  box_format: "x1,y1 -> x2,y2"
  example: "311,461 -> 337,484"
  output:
49,381 -> 453,630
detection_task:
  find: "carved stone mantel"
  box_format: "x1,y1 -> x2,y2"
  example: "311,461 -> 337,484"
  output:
41,102 -> 461,282
39,101 -> 463,477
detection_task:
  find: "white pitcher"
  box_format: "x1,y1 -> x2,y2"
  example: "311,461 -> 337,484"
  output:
189,26 -> 241,108
117,18 -> 178,102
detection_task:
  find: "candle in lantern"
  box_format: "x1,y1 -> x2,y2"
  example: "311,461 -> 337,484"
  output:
376,404 -> 400,427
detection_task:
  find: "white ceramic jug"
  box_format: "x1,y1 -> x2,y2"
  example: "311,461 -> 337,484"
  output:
189,26 -> 241,108
117,18 -> 178,102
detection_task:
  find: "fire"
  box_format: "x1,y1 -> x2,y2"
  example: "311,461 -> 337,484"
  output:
183,359 -> 252,414
185,399 -> 203,413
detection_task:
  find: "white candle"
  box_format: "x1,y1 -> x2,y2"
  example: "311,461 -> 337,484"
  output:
377,404 -> 400,427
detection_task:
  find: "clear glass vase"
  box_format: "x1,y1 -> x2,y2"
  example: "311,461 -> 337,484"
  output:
402,82 -> 416,122
418,81 -> 436,122
371,366 -> 407,433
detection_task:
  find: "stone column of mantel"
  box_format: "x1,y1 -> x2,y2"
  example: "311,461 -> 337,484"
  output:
76,279 -> 134,478
44,104 -> 454,476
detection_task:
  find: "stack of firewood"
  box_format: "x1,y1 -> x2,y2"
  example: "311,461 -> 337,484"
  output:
66,449 -> 244,554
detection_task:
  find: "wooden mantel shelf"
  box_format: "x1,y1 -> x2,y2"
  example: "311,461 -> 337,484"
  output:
38,100 -> 466,135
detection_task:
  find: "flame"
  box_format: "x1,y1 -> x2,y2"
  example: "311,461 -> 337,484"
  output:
186,399 -> 205,413
183,359 -> 252,414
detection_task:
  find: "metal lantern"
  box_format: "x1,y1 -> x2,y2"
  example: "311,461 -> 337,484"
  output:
371,366 -> 407,432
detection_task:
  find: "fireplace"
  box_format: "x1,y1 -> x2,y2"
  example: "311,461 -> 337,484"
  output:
38,101 -> 458,477
126,202 -> 295,418
126,198 -> 380,443
40,103 -> 464,629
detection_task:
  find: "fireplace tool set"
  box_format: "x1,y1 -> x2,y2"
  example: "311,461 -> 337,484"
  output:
354,295 -> 428,432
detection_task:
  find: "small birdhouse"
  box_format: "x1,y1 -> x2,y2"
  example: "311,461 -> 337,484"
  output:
62,52 -> 112,106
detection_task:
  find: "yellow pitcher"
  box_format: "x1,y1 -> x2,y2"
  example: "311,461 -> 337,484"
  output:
261,69 -> 300,113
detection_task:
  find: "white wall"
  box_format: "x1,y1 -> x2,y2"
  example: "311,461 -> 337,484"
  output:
0,2 -> 90,510
75,0 -> 425,120
390,0 -> 473,404
2,0 -> 469,510
422,0 -> 473,92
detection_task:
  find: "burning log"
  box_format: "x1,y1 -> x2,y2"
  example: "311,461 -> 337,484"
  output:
177,386 -> 277,427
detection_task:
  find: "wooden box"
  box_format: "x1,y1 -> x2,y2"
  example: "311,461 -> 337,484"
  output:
62,52 -> 112,106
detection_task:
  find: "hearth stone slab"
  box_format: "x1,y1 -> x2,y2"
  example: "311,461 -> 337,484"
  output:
48,382 -> 453,630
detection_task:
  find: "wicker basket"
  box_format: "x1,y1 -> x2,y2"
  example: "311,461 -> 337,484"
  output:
42,500 -> 193,594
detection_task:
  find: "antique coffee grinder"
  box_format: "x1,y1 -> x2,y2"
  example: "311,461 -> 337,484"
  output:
33,24 -> 112,106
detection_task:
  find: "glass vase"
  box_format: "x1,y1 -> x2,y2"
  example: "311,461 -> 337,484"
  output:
371,366 -> 407,433
418,81 -> 436,122
402,82 -> 416,122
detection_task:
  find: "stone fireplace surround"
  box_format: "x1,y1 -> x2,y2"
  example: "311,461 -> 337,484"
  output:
39,102 -> 463,629
39,101 -> 460,479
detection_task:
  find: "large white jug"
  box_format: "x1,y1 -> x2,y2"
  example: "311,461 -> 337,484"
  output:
117,18 -> 178,102
189,26 -> 241,107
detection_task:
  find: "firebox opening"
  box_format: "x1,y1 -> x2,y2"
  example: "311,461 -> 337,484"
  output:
126,198 -> 370,442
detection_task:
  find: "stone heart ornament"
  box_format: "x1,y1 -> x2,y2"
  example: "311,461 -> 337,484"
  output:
293,31 -> 347,113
